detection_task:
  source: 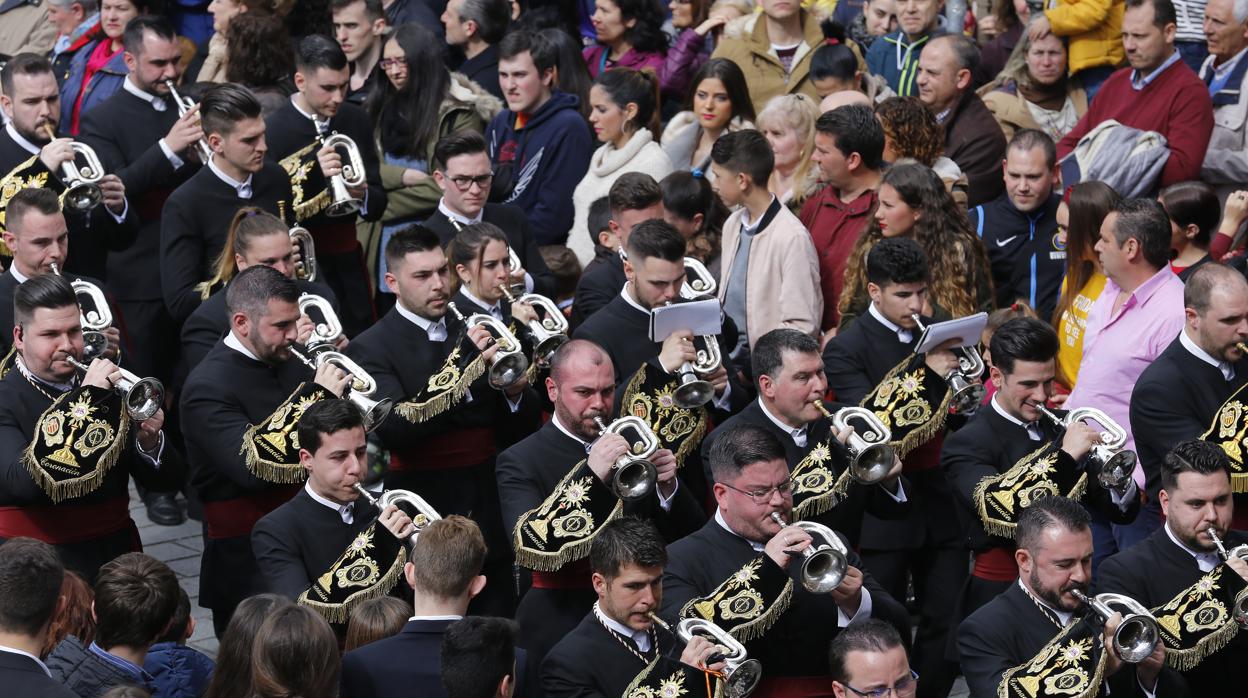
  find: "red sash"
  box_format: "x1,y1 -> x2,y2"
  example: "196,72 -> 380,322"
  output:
310,221 -> 362,254
530,559 -> 593,589
202,485 -> 301,540
391,427 -> 496,471
972,546 -> 1018,582
0,496 -> 132,544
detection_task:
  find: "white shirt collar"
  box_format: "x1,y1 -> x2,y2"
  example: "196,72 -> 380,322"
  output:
620,282 -> 651,316
552,412 -> 593,451
5,122 -> 40,155
1180,327 -> 1234,380
0,645 -> 51,676
122,77 -> 167,111
714,508 -> 765,552
437,198 -> 483,227
460,287 -> 502,317
304,481 -> 352,516
756,398 -> 807,445
394,301 -> 447,341
224,330 -> 262,362
207,155 -> 254,196
409,614 -> 464,622
991,393 -> 1027,428
739,195 -> 778,234
15,354 -> 75,393
9,264 -> 29,284
1017,579 -> 1074,626
1214,46 -> 1248,80
868,303 -> 913,343
290,94 -> 330,134
592,601 -> 652,652
1164,521 -> 1222,572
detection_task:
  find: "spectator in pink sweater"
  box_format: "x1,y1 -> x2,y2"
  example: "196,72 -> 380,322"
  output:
583,0 -> 667,78
1056,0 -> 1213,187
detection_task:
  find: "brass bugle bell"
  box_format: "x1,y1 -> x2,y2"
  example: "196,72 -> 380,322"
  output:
1032,404 -> 1137,491
770,512 -> 849,593
910,314 -> 986,414
505,247 -> 527,297
353,483 -> 442,545
594,415 -> 659,501
1069,589 -> 1160,663
498,284 -> 568,368
320,132 -> 366,217
66,354 -> 165,421
42,124 -> 103,211
647,613 -> 762,698
298,293 -> 343,348
680,257 -> 718,300
1206,526 -> 1248,627
447,301 -> 529,390
815,403 -> 896,485
288,344 -> 393,431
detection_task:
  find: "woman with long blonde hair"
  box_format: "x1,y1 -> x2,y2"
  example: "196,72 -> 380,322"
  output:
757,93 -> 822,209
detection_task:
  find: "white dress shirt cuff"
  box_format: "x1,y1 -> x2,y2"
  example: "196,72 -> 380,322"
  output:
107,198 -> 128,223
1110,480 -> 1138,512
158,138 -> 186,170
837,587 -> 872,627
711,380 -> 733,410
657,478 -> 679,511
524,272 -> 535,293
505,390 -> 523,412
880,479 -> 907,503
136,431 -> 166,468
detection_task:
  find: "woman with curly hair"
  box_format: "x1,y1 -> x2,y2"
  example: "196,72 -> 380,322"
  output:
222,12 -> 294,116
194,0 -> 275,83
875,96 -> 969,207
1052,181 -> 1120,390
838,162 -> 994,329
583,0 -> 668,78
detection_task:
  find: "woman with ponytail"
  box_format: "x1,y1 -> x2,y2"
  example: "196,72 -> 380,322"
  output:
567,67 -> 674,265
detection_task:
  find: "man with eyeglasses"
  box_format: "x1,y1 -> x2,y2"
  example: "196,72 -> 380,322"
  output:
663,424 -> 910,696
423,129 -> 557,300
829,619 -> 918,698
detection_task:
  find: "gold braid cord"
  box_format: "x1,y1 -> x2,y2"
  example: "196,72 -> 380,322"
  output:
620,364 -> 707,467
22,385 -> 130,503
973,444 -> 1088,539
297,523 -> 408,624
0,154 -> 51,255
240,382 -> 335,483
861,354 -> 951,458
1201,382 -> 1248,492
392,341 -> 487,423
0,346 -> 15,380
279,142 -> 330,221
1151,565 -> 1248,671
997,619 -> 1109,698
512,460 -> 622,571
680,557 -> 793,644
623,656 -> 722,698
791,436 -> 853,519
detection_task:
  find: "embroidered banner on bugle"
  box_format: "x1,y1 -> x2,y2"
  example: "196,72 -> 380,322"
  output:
513,460 -> 622,571
974,442 -> 1087,538
681,557 -> 792,643
1151,564 -> 1248,671
1201,383 -> 1248,492
24,384 -> 129,503
298,522 -> 407,623
998,618 -> 1108,698
861,354 -> 950,458
621,363 -> 707,467
241,382 -> 335,483
393,334 -> 487,423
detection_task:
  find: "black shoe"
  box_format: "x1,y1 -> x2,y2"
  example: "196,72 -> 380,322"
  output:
145,492 -> 186,526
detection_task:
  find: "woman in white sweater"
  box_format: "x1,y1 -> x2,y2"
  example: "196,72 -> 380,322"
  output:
567,68 -> 674,266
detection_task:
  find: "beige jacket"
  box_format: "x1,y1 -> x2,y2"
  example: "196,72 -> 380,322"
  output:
0,2 -> 56,58
718,202 -> 823,346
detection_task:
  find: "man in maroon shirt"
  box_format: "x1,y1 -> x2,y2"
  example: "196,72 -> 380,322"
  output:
799,104 -> 884,340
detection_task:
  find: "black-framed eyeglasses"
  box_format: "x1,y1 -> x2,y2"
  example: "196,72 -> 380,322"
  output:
843,670 -> 919,698
721,479 -> 793,505
449,173 -> 493,191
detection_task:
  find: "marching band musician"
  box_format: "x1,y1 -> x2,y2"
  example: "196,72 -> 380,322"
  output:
0,53 -> 134,281
661,424 -> 910,697
347,224 -> 538,616
1096,440 -> 1248,695
496,339 -> 704,679
541,517 -> 728,698
180,265 -> 353,635
957,496 -> 1179,698
822,238 -> 966,698
77,15 -> 204,385
942,317 -> 1140,626
252,399 -> 414,614
160,83 -> 295,323
421,130 -> 557,299
0,274 -> 181,581
265,34 -> 386,338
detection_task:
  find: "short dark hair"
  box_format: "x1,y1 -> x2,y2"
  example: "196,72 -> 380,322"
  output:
815,105 -> 884,171
122,15 -> 177,55
1162,439 -> 1231,493
588,196 -> 612,239
866,237 -> 928,287
707,424 -> 786,483
295,33 -> 348,73
94,553 -> 181,649
1125,0 -> 1177,27
5,187 -> 62,235
155,586 -> 192,644
828,619 -> 906,684
384,224 -> 444,271
498,30 -> 557,74
434,130 -> 489,171
1008,129 -> 1057,170
1184,263 -> 1247,314
0,53 -> 53,97
225,264 -> 300,319
710,130 -> 774,187
200,83 -> 263,138
14,273 -> 76,330
441,617 -> 519,698
331,0 -> 384,19
609,172 -> 663,219
297,399 -> 365,455
1109,198 -> 1172,269
751,328 -> 819,382
0,538 -> 65,637
1015,496 -> 1091,553
1160,181 -> 1219,249
989,317 -> 1059,374
590,517 -> 667,578
933,33 -> 980,74
625,219 -> 685,263
458,0 -> 511,45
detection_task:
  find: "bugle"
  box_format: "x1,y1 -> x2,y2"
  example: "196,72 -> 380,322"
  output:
446,301 -> 529,390
910,314 -> 986,414
353,483 -> 441,545
289,224 -> 317,281
661,302 -> 722,409
505,248 -> 527,296
770,513 -> 849,593
66,348 -> 164,421
648,614 -> 762,698
288,344 -> 392,430
42,124 -> 103,211
498,284 -> 568,368
1069,589 -> 1160,663
814,403 -> 896,485
680,257 -> 718,300
1206,527 -> 1248,627
319,132 -> 365,217
165,79 -> 213,162
297,293 -> 343,348
1033,405 -> 1137,491
594,415 -> 659,501
50,262 -> 111,356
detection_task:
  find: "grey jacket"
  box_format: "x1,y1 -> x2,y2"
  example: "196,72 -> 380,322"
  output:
1059,119 -> 1171,198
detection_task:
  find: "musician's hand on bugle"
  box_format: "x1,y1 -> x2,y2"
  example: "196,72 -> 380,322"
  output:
99,174 -> 126,214
1101,611 -> 1127,677
763,525 -> 811,569
313,360 -> 351,397
316,141 -> 344,181
508,266 -> 526,292
679,635 -> 728,673
653,448 -> 678,498
38,135 -> 75,172
136,407 -> 165,451
1060,421 -> 1100,461
1135,633 -> 1165,692
466,324 -> 500,363
378,504 -> 415,539
1228,555 -> 1248,582
165,102 -> 203,154
295,315 -> 316,345
82,357 -> 121,390
100,326 -> 122,361
510,299 -> 538,325
706,363 -> 729,398
924,339 -> 961,377
587,431 -> 630,482
830,565 -> 864,616
658,330 -> 696,374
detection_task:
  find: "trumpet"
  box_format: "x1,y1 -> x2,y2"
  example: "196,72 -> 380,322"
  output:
910,314 -> 986,414
595,415 -> 659,501
680,257 -> 718,300
647,614 -> 762,698
50,263 -> 112,357
165,79 -> 212,162
446,301 -> 529,390
770,512 -> 849,593
498,284 -> 568,368
353,483 -> 441,545
505,248 -> 527,297
298,293 -> 343,349
289,224 -> 317,281
1206,527 -> 1248,627
288,344 -> 393,431
1069,589 -> 1160,663
42,124 -> 103,211
814,403 -> 896,485
673,334 -> 723,410
1032,405 -> 1137,491
66,351 -> 165,421
318,132 -> 366,217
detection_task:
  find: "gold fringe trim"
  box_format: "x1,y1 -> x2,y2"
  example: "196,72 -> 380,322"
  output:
293,188 -> 330,222
679,562 -> 794,644
512,460 -> 624,571
973,445 -> 1088,539
619,364 -> 708,470
239,383 -> 320,484
393,353 -> 487,423
861,355 -> 951,459
1160,579 -> 1248,671
997,624 -> 1108,698
793,468 -> 852,520
22,388 -> 130,504
297,547 -> 408,624
1233,473 -> 1248,494
0,346 -> 15,380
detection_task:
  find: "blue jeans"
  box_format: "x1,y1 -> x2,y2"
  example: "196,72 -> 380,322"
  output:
1176,41 -> 1210,75
1090,496 -> 1162,576
1074,66 -> 1117,103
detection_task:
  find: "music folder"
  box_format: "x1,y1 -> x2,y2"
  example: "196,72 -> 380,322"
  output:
915,312 -> 989,353
650,299 -> 722,341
